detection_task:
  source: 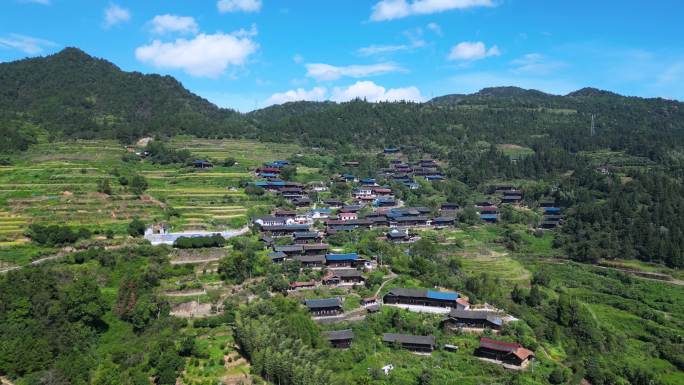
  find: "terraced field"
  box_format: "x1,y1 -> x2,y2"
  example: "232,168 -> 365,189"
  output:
0,137 -> 300,265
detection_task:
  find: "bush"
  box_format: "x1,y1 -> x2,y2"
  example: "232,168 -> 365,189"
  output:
128,219 -> 146,237
173,234 -> 225,249
27,224 -> 90,246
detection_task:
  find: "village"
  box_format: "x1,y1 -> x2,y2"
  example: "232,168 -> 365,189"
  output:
216,146 -> 560,371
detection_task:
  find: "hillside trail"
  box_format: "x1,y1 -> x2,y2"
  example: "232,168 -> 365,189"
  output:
0,241 -> 136,274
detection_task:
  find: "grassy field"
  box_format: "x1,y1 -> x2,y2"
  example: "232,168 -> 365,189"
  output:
0,137 -> 300,265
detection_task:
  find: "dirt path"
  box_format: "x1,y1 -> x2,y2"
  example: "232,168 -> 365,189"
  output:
171,257 -> 222,265
0,242 -> 137,274
375,271 -> 398,297
164,289 -> 207,297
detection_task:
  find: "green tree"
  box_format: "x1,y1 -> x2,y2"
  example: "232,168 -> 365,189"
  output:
127,218 -> 146,237
129,174 -> 148,196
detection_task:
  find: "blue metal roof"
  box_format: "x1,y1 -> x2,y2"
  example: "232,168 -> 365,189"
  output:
480,214 -> 498,219
544,207 -> 561,213
426,290 -> 458,301
326,253 -> 359,261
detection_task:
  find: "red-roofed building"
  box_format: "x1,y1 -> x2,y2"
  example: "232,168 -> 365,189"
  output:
475,338 -> 535,367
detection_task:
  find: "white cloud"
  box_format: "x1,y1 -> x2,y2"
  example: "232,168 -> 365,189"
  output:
264,81 -> 424,107
135,31 -> 258,78
217,0 -> 262,13
448,41 -> 500,61
293,54 -> 304,63
371,0 -> 494,21
265,87 -> 327,105
358,44 -> 411,56
358,29 -> 426,56
149,14 -> 199,35
427,22 -> 442,35
332,81 -> 424,102
305,62 -> 404,81
104,4 -> 131,28
0,33 -> 56,54
510,53 -> 565,75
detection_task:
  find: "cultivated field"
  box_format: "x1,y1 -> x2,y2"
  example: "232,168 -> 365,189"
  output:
0,137 -> 300,265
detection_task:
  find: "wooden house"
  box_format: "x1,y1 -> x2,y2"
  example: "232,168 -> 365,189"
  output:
442,309 -> 504,330
382,333 -> 435,353
305,297 -> 343,316
383,288 -> 464,309
324,329 -> 354,349
475,338 -> 535,367
294,254 -> 326,268
322,269 -> 365,285
325,253 -> 360,268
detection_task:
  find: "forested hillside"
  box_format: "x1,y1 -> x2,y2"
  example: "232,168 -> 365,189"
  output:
0,48 -> 247,143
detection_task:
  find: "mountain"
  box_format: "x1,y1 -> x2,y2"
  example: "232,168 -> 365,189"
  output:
2,48 -> 684,158
0,47 -> 247,142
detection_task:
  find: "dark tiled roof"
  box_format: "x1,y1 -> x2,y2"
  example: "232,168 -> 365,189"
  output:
382,333 -> 435,346
323,329 -> 354,341
305,297 -> 342,309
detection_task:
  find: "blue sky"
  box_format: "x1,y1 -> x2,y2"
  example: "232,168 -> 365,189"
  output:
2,0 -> 684,111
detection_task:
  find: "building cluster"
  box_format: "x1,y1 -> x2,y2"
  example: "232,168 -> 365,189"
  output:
314,286 -> 533,368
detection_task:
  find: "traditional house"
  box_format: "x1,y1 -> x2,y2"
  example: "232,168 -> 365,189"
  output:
501,190 -> 523,204
442,309 -> 504,330
293,231 -> 320,244
339,212 -> 358,221
440,203 -> 460,212
362,296 -> 379,307
322,269 -> 365,285
432,216 -> 456,228
475,338 -> 535,367
374,198 -> 397,208
292,197 -> 312,207
288,281 -> 316,291
425,174 -> 445,181
387,228 -> 410,242
274,210 -> 297,218
382,333 -> 435,353
261,224 -> 310,236
305,297 -> 343,316
383,288 -> 464,309
341,174 -> 358,182
302,243 -> 330,255
308,208 -> 332,220
324,329 -> 354,349
268,251 -> 287,264
480,214 -> 499,223
392,216 -> 430,227
294,254 -> 326,268
259,234 -> 274,246
323,199 -> 343,208
273,244 -> 304,256
325,253 -> 360,268
341,205 -> 363,213
192,160 -> 213,169
360,178 -> 377,185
